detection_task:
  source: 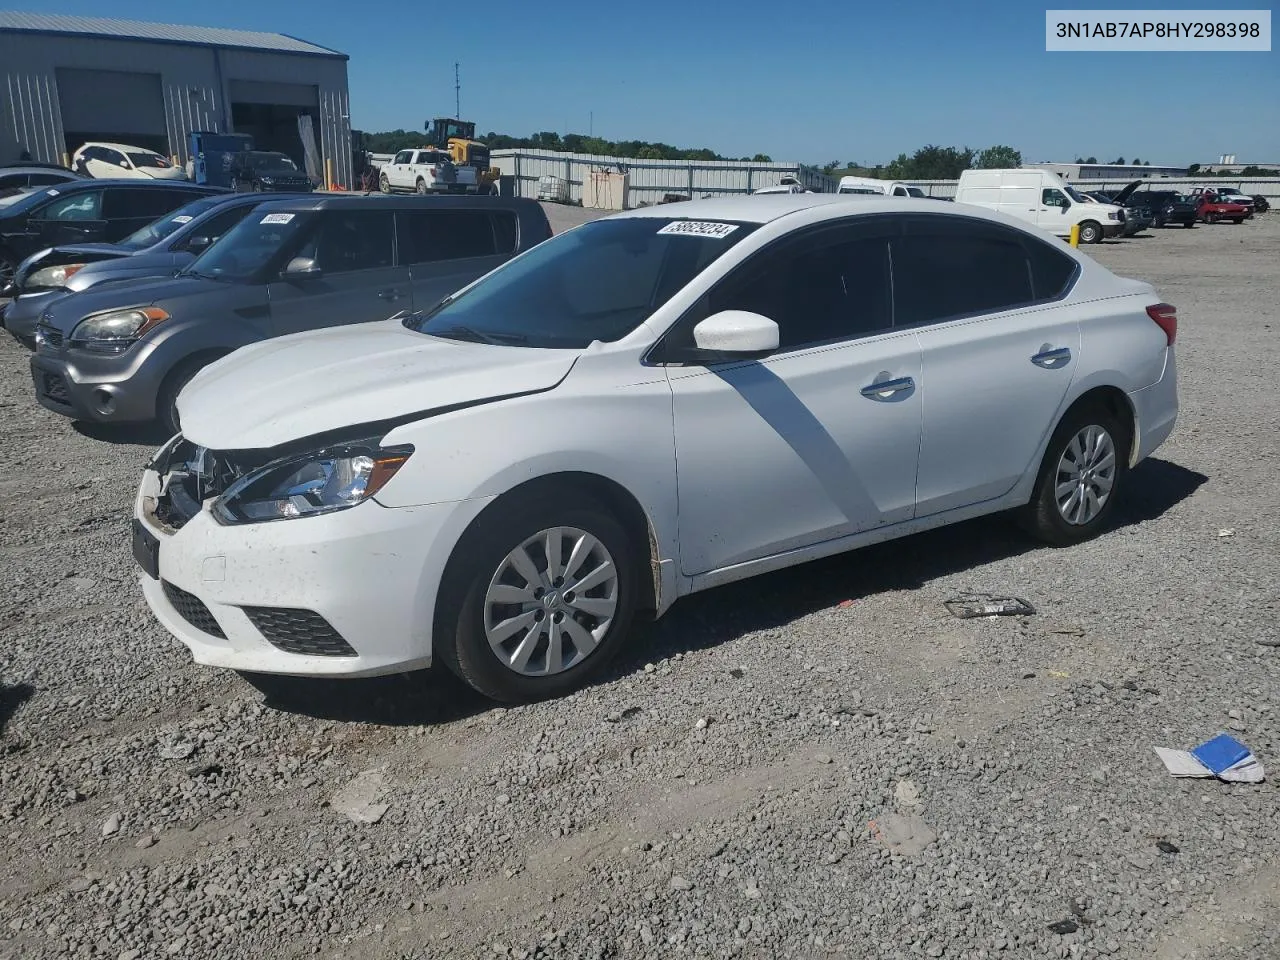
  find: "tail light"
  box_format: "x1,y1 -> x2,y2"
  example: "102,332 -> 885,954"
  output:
1147,303 -> 1177,345
428,165 -> 437,176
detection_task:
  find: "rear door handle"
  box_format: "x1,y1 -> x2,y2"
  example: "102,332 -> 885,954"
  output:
377,289 -> 403,301
1031,346 -> 1072,368
860,375 -> 915,400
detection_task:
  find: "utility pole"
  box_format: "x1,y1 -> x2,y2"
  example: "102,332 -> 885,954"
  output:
589,111 -> 593,138
454,63 -> 460,118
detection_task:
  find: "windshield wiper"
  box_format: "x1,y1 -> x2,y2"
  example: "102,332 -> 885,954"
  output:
429,324 -> 504,345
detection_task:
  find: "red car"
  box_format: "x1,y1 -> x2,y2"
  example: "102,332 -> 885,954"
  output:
1195,192 -> 1250,224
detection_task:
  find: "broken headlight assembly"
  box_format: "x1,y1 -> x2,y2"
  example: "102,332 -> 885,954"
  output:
211,439 -> 414,525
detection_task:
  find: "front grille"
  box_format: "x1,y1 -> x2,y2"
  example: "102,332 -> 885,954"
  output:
242,607 -> 357,657
36,325 -> 63,349
40,371 -> 70,405
162,581 -> 226,638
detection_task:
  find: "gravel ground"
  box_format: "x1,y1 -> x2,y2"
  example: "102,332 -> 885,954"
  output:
1,208 -> 1278,960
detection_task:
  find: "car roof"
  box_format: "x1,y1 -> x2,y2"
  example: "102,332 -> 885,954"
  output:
247,194 -> 543,212
79,142 -> 162,154
608,192 -> 1028,227
23,178 -> 219,194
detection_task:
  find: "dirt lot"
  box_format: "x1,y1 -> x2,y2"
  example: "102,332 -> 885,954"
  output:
1,207 -> 1278,960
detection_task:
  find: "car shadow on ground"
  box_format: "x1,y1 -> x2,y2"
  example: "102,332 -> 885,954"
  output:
251,457 -> 1207,725
72,420 -> 171,447
0,681 -> 36,738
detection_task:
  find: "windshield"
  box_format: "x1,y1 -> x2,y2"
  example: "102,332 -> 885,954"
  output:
184,208 -> 312,281
1064,186 -> 1089,203
128,152 -> 170,169
248,153 -> 298,172
120,197 -> 222,249
404,216 -> 759,349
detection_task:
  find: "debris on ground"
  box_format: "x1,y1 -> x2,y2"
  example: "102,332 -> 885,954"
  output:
157,740 -> 196,761
1218,528 -> 1236,538
330,768 -> 391,824
1156,840 -> 1180,854
1153,733 -> 1265,783
944,593 -> 1036,619
1048,918 -> 1079,935
870,813 -> 937,856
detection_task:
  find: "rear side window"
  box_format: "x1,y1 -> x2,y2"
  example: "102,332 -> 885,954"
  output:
27,172 -> 71,187
892,216 -> 1076,326
102,188 -> 189,220
397,211 -> 518,263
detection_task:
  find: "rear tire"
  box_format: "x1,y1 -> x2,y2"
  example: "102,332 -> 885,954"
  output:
0,251 -> 17,291
435,492 -> 639,704
415,178 -> 428,195
1078,221 -> 1102,244
1232,218 -> 1243,224
1018,402 -> 1130,547
1183,221 -> 1195,228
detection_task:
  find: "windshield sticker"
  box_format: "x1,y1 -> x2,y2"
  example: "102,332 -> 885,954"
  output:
260,213 -> 294,224
656,220 -> 739,239
46,188 -> 60,197
171,215 -> 193,223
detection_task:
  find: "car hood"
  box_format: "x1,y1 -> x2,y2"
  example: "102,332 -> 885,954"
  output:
66,250 -> 187,290
16,243 -> 130,282
139,167 -> 189,181
39,275 -> 218,334
178,319 -> 581,450
1111,180 -> 1143,205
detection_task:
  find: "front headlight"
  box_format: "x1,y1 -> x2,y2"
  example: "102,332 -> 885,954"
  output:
28,263 -> 86,288
213,440 -> 414,524
70,307 -> 169,350
1108,211 -> 1121,221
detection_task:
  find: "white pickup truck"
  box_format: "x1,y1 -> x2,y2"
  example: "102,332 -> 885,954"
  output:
378,148 -> 457,194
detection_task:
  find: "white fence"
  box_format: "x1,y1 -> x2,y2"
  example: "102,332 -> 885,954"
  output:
364,150 -> 1280,207
896,178 -> 1280,200
489,150 -> 837,206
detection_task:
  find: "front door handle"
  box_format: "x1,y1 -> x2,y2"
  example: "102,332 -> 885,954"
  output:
860,374 -> 915,400
377,289 -> 403,301
1031,346 -> 1072,368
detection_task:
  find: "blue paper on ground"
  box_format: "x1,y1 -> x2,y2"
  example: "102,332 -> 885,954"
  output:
1191,734 -> 1251,775
1153,732 -> 1265,783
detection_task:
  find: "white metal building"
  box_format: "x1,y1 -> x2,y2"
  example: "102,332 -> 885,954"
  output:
0,12 -> 352,187
1022,162 -> 1187,181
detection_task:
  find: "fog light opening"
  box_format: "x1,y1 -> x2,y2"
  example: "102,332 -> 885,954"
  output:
93,389 -> 115,415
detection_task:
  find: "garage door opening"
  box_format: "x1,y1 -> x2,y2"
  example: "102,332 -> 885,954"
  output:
230,102 -> 315,171
56,68 -> 169,162
228,79 -> 320,179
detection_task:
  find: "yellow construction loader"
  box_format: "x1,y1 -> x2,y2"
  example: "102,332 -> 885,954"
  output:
424,118 -> 502,194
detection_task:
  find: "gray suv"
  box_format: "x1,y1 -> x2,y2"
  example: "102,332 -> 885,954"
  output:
30,194 -> 553,433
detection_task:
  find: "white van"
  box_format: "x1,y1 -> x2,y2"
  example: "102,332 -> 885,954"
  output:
836,175 -> 920,197
954,168 -> 1123,243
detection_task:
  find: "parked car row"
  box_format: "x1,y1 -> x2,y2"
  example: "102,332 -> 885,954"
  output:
3,184 -> 1180,706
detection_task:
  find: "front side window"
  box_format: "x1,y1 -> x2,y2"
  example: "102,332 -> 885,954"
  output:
296,210 -> 395,274
405,216 -> 758,349
703,224 -> 894,351
393,151 -> 412,165
1042,188 -> 1068,207
128,152 -> 171,169
40,191 -> 103,221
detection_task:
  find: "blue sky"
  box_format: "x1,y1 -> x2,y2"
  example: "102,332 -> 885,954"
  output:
31,0 -> 1280,164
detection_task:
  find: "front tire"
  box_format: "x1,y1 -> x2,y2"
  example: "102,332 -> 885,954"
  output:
1018,403 -> 1130,547
379,173 -> 390,194
0,251 -> 17,291
436,493 -> 639,704
156,358 -> 212,436
1078,220 -> 1102,244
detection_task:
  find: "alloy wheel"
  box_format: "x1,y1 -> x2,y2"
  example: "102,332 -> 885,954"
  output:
1054,424 -> 1117,526
483,526 -> 619,677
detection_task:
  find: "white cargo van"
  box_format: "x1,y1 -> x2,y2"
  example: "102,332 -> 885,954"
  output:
954,168 -> 1123,243
836,175 -> 920,197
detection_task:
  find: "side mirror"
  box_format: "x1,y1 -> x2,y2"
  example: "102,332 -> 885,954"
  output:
283,256 -> 322,280
691,310 -> 779,358
186,235 -> 211,251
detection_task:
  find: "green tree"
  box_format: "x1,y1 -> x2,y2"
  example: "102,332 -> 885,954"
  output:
977,144 -> 1022,168
751,153 -> 772,163
1085,156 -> 1098,164
1132,157 -> 1142,165
1112,156 -> 1125,164
1188,162 -> 1201,173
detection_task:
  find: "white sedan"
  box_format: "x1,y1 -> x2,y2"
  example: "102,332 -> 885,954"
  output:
132,194 -> 1179,703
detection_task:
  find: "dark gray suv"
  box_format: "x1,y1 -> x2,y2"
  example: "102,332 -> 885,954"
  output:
30,194 -> 553,433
